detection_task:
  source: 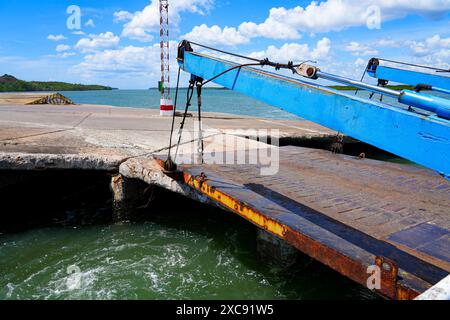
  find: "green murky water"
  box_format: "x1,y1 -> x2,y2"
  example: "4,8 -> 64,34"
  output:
0,173 -> 377,300
0,218 -> 372,300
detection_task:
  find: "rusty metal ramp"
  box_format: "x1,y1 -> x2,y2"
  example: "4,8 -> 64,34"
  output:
158,146 -> 450,299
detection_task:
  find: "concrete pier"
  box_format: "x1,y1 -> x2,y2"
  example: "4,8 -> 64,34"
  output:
1,102 -> 449,300
0,103 -> 337,159
110,174 -> 148,221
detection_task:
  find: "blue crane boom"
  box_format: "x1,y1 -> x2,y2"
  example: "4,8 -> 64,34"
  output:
177,47 -> 450,178
366,58 -> 450,93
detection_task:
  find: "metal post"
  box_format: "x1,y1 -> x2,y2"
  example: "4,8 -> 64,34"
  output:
159,0 -> 173,116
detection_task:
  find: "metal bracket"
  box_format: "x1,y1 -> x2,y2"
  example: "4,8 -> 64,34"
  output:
177,40 -> 193,63
295,64 -> 319,79
366,57 -> 380,73
375,256 -> 399,299
195,172 -> 208,189
154,157 -> 184,181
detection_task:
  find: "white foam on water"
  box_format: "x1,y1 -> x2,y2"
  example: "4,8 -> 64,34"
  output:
5,283 -> 15,299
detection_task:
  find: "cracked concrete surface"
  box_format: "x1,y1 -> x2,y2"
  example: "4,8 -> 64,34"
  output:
0,103 -> 337,174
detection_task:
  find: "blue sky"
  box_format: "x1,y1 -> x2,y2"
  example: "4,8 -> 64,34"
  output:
0,0 -> 449,89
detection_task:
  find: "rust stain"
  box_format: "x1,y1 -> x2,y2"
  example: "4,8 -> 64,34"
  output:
184,172 -> 286,238
284,222 -> 419,299
376,256 -> 399,299
111,174 -> 122,190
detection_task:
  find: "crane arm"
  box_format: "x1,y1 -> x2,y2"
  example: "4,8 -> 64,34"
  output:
366,58 -> 450,92
178,50 -> 450,177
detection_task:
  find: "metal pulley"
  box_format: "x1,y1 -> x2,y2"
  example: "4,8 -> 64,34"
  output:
295,64 -> 319,79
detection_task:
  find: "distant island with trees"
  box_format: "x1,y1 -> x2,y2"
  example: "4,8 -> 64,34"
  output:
0,74 -> 115,92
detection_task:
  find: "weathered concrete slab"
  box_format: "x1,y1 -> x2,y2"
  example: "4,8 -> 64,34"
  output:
0,104 -> 337,170
0,152 -> 123,171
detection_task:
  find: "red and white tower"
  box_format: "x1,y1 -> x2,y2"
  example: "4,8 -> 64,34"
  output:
159,0 -> 173,116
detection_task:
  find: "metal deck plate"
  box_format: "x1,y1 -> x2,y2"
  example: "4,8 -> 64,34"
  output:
167,146 -> 450,299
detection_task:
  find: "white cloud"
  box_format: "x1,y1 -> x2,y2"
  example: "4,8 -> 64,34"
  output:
182,20 -> 303,46
185,1 -> 450,43
85,19 -> 96,28
313,37 -> 333,60
71,39 -> 197,89
0,55 -> 80,83
113,11 -> 134,23
266,1 -> 450,34
74,41 -> 176,74
56,44 -> 71,52
238,20 -> 300,40
375,39 -> 402,47
406,34 -> 450,69
409,40 -> 430,57
72,31 -> 86,35
48,34 -> 67,41
76,46 -> 150,73
249,38 -> 332,62
334,34 -> 450,73
116,0 -> 213,42
354,58 -> 367,68
425,34 -> 450,49
58,52 -> 76,59
75,32 -> 120,53
345,41 -> 379,56
183,24 -> 250,46
408,34 -> 450,57
72,41 -> 184,89
47,50 -> 76,59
